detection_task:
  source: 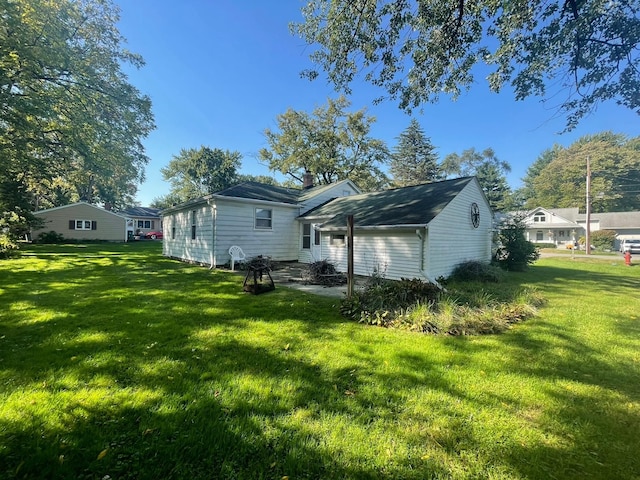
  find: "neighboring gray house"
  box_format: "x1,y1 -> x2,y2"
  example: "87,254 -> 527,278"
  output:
162,177 -> 493,282
32,202 -> 129,242
522,207 -> 640,249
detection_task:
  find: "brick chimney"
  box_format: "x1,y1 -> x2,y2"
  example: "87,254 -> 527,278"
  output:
303,171 -> 314,189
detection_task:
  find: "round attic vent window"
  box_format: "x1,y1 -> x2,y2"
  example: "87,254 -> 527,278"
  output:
471,203 -> 480,228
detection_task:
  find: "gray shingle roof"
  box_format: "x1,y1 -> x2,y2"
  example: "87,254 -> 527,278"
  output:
120,206 -> 161,217
215,182 -> 301,204
299,177 -> 475,229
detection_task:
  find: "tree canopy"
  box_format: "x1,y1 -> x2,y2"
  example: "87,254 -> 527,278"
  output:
390,119 -> 439,187
1,0 -> 154,234
292,0 -> 640,130
259,97 -> 390,191
522,132 -> 640,212
441,148 -> 512,211
160,147 -> 242,204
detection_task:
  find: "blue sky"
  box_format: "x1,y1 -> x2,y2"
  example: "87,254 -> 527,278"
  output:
114,0 -> 639,206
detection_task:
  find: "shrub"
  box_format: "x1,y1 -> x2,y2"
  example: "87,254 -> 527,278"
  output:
494,215 -> 540,271
0,233 -> 20,259
340,277 -> 442,326
449,260 -> 505,283
36,230 -> 65,244
590,230 -> 617,251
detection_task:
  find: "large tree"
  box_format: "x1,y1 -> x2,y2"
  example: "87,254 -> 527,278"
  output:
292,0 -> 640,130
525,133 -> 640,212
1,0 -> 154,229
160,147 -> 242,204
441,148 -> 512,211
259,96 -> 389,191
390,119 -> 439,186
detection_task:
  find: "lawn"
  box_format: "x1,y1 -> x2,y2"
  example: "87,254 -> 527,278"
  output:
1,243 -> 639,479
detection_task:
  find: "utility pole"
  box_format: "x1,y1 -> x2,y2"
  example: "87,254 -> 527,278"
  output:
586,157 -> 591,255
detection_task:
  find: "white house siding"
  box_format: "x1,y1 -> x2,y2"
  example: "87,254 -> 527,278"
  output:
32,203 -> 127,242
162,202 -> 214,266
212,198 -> 299,264
299,182 -> 360,213
323,230 -> 424,280
426,182 -> 492,279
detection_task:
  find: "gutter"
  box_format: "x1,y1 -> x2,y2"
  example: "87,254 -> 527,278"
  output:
318,224 -> 429,232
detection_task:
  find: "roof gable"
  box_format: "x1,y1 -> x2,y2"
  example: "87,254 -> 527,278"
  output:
297,179 -> 360,202
299,177 -> 475,228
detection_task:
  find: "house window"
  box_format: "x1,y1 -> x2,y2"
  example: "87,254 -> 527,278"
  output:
536,231 -> 543,241
302,223 -> 311,249
255,208 -> 272,229
171,226 -> 176,240
137,220 -> 155,229
559,230 -> 565,238
70,219 -> 95,231
330,234 -> 345,246
191,210 -> 196,240
314,228 -> 321,246
533,213 -> 546,222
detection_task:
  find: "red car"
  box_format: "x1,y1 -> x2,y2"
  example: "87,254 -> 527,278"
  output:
145,231 -> 163,240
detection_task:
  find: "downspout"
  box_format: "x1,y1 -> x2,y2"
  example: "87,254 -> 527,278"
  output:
211,202 -> 217,269
415,228 -> 426,271
415,227 -> 443,289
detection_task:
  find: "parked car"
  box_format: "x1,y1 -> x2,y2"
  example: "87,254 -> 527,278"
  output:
145,231 -> 163,240
620,239 -> 640,254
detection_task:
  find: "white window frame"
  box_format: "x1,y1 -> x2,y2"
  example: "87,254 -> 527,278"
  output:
533,213 -> 546,222
302,223 -> 311,249
330,234 -> 346,246
75,219 -> 92,230
255,208 -> 272,230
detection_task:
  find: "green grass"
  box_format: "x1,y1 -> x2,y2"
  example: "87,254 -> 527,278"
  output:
1,243 -> 639,479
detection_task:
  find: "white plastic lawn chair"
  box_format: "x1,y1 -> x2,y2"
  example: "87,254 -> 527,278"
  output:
228,245 -> 246,271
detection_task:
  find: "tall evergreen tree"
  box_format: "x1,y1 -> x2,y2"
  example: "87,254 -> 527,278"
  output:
390,120 -> 439,186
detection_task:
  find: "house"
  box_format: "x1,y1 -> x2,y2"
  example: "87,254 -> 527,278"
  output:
120,206 -> 162,238
521,207 -> 640,249
32,202 -> 129,242
162,177 -> 493,282
298,177 -> 493,281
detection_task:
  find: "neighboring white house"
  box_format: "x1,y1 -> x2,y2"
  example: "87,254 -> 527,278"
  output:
120,206 -> 162,238
162,177 -> 493,282
521,207 -> 640,249
32,202 -> 129,242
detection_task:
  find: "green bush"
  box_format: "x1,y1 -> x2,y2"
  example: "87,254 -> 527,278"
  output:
590,230 -> 617,251
449,260 -> 505,283
495,215 -> 540,271
0,233 -> 20,259
340,277 -> 442,326
36,230 -> 65,244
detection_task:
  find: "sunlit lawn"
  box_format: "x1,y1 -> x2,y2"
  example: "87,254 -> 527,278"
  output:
1,242 -> 639,479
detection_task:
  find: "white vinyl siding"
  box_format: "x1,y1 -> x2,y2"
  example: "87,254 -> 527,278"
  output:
213,199 -> 298,263
426,182 -> 492,279
323,230 -> 423,280
162,203 -> 214,265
